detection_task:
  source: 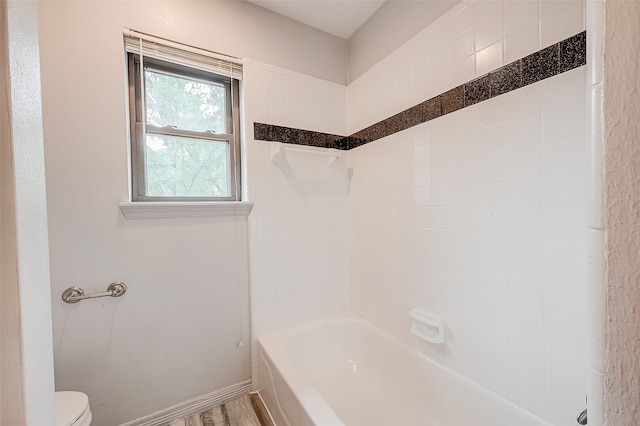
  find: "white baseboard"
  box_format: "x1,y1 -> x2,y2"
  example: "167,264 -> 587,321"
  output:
118,380 -> 252,426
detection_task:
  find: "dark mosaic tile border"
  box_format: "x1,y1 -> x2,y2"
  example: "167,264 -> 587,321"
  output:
254,31 -> 586,151
253,123 -> 349,150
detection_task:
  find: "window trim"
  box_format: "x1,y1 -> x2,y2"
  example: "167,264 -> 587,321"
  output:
118,201 -> 254,219
127,53 -> 242,202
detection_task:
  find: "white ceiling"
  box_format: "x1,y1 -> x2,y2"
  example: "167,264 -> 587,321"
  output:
247,0 -> 386,39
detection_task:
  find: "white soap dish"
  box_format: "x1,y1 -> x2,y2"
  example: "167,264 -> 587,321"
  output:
409,308 -> 445,344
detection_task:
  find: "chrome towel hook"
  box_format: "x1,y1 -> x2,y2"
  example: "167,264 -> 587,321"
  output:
62,282 -> 127,304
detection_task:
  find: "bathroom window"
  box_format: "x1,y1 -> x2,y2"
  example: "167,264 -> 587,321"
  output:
125,31 -> 242,202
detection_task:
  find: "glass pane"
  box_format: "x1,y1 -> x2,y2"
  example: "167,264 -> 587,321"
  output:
144,69 -> 227,134
144,134 -> 229,198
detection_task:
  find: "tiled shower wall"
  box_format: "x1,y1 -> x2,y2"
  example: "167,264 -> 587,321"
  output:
244,61 -> 350,339
246,1 -> 587,424
348,1 -> 586,426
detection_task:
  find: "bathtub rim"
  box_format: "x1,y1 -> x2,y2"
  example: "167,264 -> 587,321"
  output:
257,312 -> 550,426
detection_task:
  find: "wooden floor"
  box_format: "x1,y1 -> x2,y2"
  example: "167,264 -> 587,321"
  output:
169,394 -> 271,426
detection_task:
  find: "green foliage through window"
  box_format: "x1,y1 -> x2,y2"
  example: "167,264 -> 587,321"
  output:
128,53 -> 240,201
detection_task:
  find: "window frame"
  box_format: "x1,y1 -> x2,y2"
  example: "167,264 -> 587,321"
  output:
127,53 -> 242,202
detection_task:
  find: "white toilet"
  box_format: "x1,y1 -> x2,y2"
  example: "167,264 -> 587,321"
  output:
55,391 -> 92,426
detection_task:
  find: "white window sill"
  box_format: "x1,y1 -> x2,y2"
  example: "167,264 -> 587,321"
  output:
119,201 -> 254,219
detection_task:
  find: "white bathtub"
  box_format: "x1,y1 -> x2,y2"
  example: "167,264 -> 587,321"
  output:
257,314 -> 549,426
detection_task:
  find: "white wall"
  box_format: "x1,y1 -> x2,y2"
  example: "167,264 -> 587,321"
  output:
2,1 -> 56,425
245,60 -> 350,341
348,1 -> 587,425
35,2 -> 348,425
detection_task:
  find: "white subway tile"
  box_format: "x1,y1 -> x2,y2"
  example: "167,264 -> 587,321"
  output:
545,329 -> 586,371
459,328 -> 510,369
545,298 -> 586,338
451,130 -> 477,158
540,0 -> 585,49
477,178 -> 508,205
413,142 -> 432,165
508,262 -> 544,295
505,22 -> 541,64
451,181 -> 480,206
543,172 -> 587,204
539,0 -> 570,19
475,95 -> 509,129
286,74 -> 303,94
470,309 -> 509,342
507,112 -> 542,147
413,186 -> 432,207
544,140 -> 587,174
509,290 -> 544,325
508,374 -> 546,418
543,68 -> 586,112
543,236 -> 586,270
507,83 -> 543,120
414,164 -> 432,187
507,144 -> 543,177
475,15 -> 504,52
270,71 -> 287,92
509,318 -> 545,356
430,137 -> 455,163
507,175 -> 543,205
478,122 -> 507,153
451,2 -> 475,37
476,40 -> 504,76
507,234 -> 542,265
429,51 -> 452,94
474,0 -> 503,26
472,283 -> 509,315
509,346 -> 546,387
451,55 -> 476,88
473,206 -> 509,233
505,1 -> 539,36
432,162 -> 456,185
253,66 -> 270,88
450,29 -> 475,63
543,109 -> 587,144
544,267 -> 587,305
431,184 -> 453,206
453,155 -> 479,182
253,85 -> 270,106
477,150 -> 507,180
545,391 -> 585,426
270,89 -> 287,109
270,107 -> 287,126
470,257 -> 509,287
543,204 -> 586,237
286,92 -> 303,114
507,205 -> 543,235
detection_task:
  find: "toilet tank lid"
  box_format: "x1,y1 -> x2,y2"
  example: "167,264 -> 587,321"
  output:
55,391 -> 89,426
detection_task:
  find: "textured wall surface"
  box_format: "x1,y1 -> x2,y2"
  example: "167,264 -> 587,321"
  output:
0,2 -> 26,423
602,0 -> 640,424
3,1 -> 56,425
